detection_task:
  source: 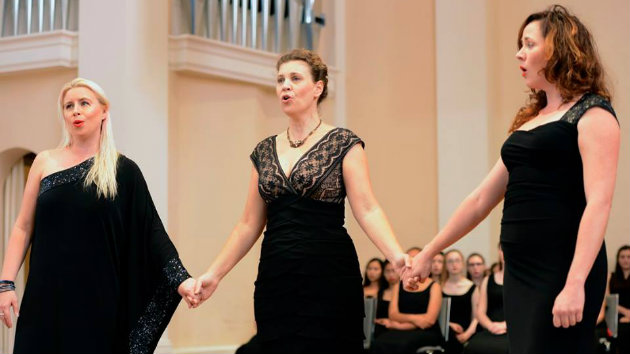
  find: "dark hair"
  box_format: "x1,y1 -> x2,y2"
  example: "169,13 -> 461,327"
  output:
276,49 -> 328,105
510,4 -> 610,132
363,258 -> 387,290
466,252 -> 486,280
613,245 -> 630,281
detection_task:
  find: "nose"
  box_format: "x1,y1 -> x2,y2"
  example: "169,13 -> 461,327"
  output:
281,79 -> 292,90
516,47 -> 525,61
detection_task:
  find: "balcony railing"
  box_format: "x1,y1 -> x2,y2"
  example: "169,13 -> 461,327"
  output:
1,0 -> 78,37
172,0 -> 325,53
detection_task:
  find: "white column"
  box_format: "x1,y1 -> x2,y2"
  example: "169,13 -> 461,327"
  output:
78,0 -> 169,219
78,0 -> 172,352
436,0 -> 491,260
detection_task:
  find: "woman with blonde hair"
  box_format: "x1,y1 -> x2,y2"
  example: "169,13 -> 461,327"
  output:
0,78 -> 197,353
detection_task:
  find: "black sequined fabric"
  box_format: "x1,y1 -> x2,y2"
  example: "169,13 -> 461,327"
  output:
14,155 -> 190,354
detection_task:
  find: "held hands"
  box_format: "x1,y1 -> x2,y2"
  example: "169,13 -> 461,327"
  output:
392,253 -> 414,285
487,321 -> 507,335
178,278 -> 201,308
0,291 -> 19,328
552,282 -> 584,328
191,272 -> 220,308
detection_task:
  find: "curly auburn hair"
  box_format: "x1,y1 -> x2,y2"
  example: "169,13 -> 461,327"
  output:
510,5 -> 611,132
276,49 -> 328,105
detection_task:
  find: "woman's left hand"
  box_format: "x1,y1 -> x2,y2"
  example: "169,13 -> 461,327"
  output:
552,283 -> 584,328
178,278 -> 200,308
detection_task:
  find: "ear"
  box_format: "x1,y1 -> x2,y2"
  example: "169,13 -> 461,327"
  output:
102,108 -> 109,121
314,80 -> 324,98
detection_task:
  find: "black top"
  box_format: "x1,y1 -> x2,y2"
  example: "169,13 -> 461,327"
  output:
610,272 -> 630,312
398,280 -> 438,332
250,128 -> 366,343
486,273 -> 504,323
376,288 -> 391,319
443,284 -> 475,329
14,155 -> 190,354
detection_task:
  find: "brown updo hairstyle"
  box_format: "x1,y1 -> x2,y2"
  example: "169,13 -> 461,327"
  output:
276,49 -> 328,105
510,4 -> 610,132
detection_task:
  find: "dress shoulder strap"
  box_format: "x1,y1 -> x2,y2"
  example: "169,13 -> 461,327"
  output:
562,92 -> 617,125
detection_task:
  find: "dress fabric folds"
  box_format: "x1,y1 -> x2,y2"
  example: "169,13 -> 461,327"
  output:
14,155 -> 190,354
499,93 -> 616,354
250,128 -> 365,353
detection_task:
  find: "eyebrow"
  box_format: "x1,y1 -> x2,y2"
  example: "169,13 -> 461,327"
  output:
64,97 -> 92,105
277,72 -> 303,76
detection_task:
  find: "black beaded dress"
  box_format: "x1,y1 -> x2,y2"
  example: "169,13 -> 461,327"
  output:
249,128 -> 365,353
13,155 -> 190,354
499,93 -> 616,354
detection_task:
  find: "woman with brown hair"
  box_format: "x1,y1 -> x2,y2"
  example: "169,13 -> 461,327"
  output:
410,5 -> 619,354
193,49 -> 410,353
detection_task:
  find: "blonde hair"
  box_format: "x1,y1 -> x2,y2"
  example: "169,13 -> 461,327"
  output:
58,78 -> 119,199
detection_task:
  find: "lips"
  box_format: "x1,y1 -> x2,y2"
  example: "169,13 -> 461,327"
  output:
520,66 -> 527,77
73,119 -> 85,127
281,94 -> 293,103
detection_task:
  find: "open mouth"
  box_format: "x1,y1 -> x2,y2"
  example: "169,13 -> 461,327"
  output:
73,120 -> 85,127
282,94 -> 292,102
520,66 -> 527,76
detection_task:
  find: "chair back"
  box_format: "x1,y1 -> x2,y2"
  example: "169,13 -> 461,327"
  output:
605,294 -> 619,338
363,297 -> 378,349
438,297 -> 451,342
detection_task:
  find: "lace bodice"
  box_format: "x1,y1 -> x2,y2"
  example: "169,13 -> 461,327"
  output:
250,128 -> 364,204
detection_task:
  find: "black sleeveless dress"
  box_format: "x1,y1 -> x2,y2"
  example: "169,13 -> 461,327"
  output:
443,284 -> 475,354
500,93 -> 616,354
14,156 -> 190,354
464,273 -> 509,354
250,128 -> 365,353
370,281 -> 443,354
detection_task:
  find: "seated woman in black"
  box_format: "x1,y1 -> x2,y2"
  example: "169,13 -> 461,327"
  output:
464,244 -> 508,354
370,277 -> 443,353
374,260 -> 400,338
610,244 -> 630,353
442,250 -> 478,354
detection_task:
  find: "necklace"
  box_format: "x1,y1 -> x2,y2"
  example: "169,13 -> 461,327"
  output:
287,120 -> 322,148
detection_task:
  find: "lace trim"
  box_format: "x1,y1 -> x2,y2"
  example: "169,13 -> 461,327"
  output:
251,128 -> 364,204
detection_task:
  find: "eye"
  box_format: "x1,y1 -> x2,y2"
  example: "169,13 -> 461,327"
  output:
65,103 -> 73,110
277,77 -> 283,84
81,100 -> 90,106
291,76 -> 301,82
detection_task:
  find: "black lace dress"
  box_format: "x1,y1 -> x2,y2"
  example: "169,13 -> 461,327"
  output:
13,155 -> 190,354
250,128 -> 365,353
500,93 -> 616,354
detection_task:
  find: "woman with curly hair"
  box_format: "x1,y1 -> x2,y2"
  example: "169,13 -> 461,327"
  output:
411,5 -> 619,353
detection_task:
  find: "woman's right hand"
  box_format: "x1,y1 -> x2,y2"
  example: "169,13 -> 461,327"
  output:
487,321 -> 507,335
0,291 -> 19,328
193,273 -> 220,308
409,248 -> 433,287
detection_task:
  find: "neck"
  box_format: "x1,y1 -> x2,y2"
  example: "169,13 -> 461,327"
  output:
69,133 -> 100,159
542,85 -> 565,112
448,273 -> 465,283
623,269 -> 630,279
287,109 -> 320,139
